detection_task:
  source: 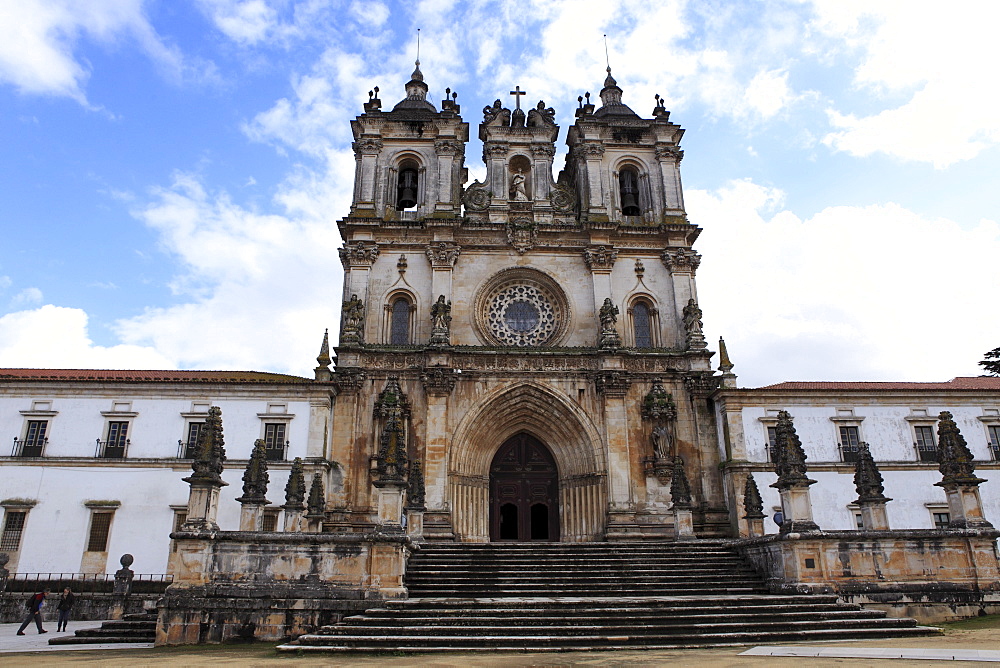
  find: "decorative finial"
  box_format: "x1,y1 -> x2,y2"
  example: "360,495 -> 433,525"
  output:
416,27 -> 420,61
718,337 -> 733,373
603,33 -> 610,69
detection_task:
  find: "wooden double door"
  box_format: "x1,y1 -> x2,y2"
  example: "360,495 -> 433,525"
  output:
489,433 -> 559,541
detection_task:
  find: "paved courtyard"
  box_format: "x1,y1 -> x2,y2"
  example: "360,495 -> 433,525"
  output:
2,618 -> 999,666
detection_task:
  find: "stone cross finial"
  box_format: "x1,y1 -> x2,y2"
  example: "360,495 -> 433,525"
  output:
509,85 -> 526,110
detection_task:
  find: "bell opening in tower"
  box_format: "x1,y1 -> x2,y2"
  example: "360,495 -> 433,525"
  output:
396,162 -> 419,210
619,166 -> 641,216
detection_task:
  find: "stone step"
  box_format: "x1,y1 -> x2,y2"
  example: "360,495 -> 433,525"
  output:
48,616 -> 156,646
406,571 -> 759,581
405,588 -> 769,598
349,609 -> 890,624
282,626 -> 939,652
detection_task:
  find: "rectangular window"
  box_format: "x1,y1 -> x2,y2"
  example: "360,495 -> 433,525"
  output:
101,421 -> 129,458
183,422 -> 204,458
989,426 -> 1000,461
86,512 -> 114,552
261,509 -> 279,532
932,512 -> 951,530
173,511 -> 187,533
766,426 -> 778,461
839,425 -> 861,462
0,511 -> 26,551
915,425 -> 937,461
263,423 -> 287,461
855,512 -> 864,530
18,420 -> 48,456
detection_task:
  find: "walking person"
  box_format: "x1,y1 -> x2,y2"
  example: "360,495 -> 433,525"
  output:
16,588 -> 49,635
56,587 -> 75,632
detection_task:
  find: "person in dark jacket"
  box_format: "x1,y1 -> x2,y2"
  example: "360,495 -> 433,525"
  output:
56,587 -> 75,632
16,588 -> 49,635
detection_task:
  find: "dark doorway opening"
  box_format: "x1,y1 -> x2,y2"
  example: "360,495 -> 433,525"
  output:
489,433 -> 559,541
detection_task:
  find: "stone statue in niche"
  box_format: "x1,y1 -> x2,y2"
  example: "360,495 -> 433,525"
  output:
598,297 -> 622,349
482,99 -> 511,126
341,294 -> 365,343
527,100 -> 556,127
682,298 -> 707,350
510,169 -> 529,201
651,423 -> 675,460
429,295 -> 452,346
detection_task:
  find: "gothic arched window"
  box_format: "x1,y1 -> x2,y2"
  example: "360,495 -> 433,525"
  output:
632,301 -> 652,348
396,160 -> 419,210
389,296 -> 412,344
619,166 -> 641,216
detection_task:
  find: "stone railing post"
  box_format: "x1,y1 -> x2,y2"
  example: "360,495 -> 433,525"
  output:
181,406 -> 228,531
770,410 -> 819,533
742,474 -> 766,537
935,411 -> 994,529
110,553 -> 134,620
854,442 -> 891,530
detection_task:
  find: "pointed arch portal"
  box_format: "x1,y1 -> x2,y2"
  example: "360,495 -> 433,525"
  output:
490,433 -> 559,541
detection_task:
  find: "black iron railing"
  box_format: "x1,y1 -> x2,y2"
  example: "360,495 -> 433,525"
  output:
914,441 -> 937,462
11,437 -> 47,457
265,441 -> 289,462
839,442 -> 862,463
4,572 -> 172,595
95,438 -> 129,459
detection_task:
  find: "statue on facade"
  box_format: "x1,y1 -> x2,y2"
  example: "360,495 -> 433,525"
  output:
429,295 -> 452,346
482,99 -> 510,126
651,424 -> 674,461
682,298 -> 707,350
599,297 -> 622,349
527,100 -> 556,127
341,294 -> 365,343
510,169 -> 529,201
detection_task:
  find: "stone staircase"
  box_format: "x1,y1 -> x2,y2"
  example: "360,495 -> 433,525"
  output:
48,612 -> 156,645
278,541 -> 939,653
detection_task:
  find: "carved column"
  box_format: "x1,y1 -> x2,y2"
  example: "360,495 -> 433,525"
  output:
351,137 -> 382,214
421,366 -> 457,539
425,242 -> 460,318
661,248 -> 701,349
434,139 -> 463,214
594,370 -> 633,536
338,241 -> 379,342
655,145 -> 685,213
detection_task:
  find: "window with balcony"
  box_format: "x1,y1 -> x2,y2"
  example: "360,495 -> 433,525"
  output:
989,425 -> 1000,461
914,425 -> 937,462
13,420 -> 48,457
97,421 -> 130,459
263,422 -> 287,461
766,425 -> 778,462
179,422 -> 204,459
838,425 -> 862,463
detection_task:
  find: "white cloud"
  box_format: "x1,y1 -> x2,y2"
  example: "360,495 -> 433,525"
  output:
348,0 -> 389,28
113,163 -> 350,374
0,0 -> 216,106
197,0 -> 279,45
0,276 -> 12,291
9,288 -> 44,309
813,0 -> 1000,167
692,179 -> 1000,386
0,305 -> 174,369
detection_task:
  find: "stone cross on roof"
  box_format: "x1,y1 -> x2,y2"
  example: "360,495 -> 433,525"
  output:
509,85 -> 526,110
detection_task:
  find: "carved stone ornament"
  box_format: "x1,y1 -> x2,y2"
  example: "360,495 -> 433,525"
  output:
353,137 -> 384,156
661,248 -> 702,274
530,144 -> 556,157
429,295 -> 452,346
425,242 -> 461,268
682,298 -> 707,350
339,241 -> 380,268
333,368 -> 367,394
406,459 -> 427,510
580,143 -> 605,157
527,100 -> 557,127
482,99 -> 511,126
484,142 -> 509,157
670,456 -> 693,508
421,366 -> 458,394
683,372 -> 719,398
583,245 -> 618,271
340,293 -> 365,344
770,410 -> 817,490
183,406 -> 227,486
655,145 -> 684,162
434,139 -> 464,156
463,182 -> 492,211
374,375 -> 410,421
641,379 -> 677,422
935,411 -> 986,488
236,439 -> 270,505
375,414 -> 407,483
507,218 -> 537,254
593,370 -> 631,396
598,297 -> 622,349
743,475 -> 766,520
306,472 -> 326,518
283,457 -> 306,510
853,443 -> 891,504
549,183 -> 576,213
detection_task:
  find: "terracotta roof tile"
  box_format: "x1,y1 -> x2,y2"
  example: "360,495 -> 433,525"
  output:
0,369 -> 311,384
757,377 -> 1000,391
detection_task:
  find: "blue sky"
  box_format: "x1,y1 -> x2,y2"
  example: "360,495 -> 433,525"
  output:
1,0 -> 998,386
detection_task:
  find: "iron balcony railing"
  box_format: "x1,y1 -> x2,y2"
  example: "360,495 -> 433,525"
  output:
914,441 -> 937,462
838,442 -> 862,463
11,437 -> 47,457
4,572 -> 172,595
177,439 -> 199,459
95,438 -> 129,459
265,441 -> 289,462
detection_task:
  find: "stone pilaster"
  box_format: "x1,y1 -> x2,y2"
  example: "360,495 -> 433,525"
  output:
421,366 -> 456,539
594,370 -> 633,535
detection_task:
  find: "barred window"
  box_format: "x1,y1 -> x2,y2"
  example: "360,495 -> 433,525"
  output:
632,302 -> 651,348
390,297 -> 411,344
87,512 -> 114,552
0,511 -> 26,551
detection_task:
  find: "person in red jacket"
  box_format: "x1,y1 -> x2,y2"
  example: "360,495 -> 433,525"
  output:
16,589 -> 49,635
